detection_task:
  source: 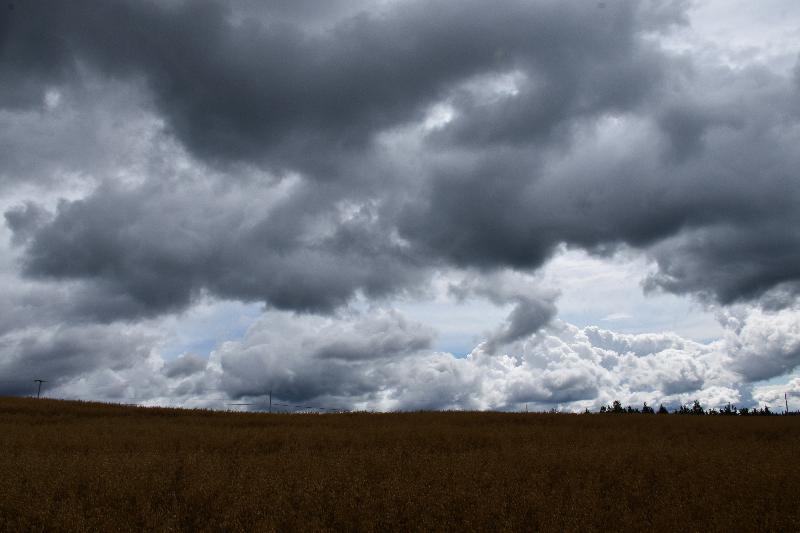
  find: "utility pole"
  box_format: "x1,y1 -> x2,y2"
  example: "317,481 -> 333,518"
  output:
33,379 -> 47,399
268,390 -> 272,414
786,392 -> 790,415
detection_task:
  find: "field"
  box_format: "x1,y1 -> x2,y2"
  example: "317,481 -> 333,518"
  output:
1,398 -> 799,532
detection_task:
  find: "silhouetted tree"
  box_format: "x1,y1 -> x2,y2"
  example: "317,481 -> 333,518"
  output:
691,400 -> 705,415
642,402 -> 655,414
611,400 -> 624,414
657,404 -> 669,414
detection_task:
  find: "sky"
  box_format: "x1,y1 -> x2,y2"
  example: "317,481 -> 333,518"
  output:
1,0 -> 800,412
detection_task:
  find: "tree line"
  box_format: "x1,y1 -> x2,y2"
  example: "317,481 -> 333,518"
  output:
593,400 -> 798,416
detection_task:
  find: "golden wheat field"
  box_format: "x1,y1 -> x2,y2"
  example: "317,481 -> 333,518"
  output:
1,397 -> 799,532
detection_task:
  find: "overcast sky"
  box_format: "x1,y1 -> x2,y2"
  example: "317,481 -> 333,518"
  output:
2,0 -> 800,411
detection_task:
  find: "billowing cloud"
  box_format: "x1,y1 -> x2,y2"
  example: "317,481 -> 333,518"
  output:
18,303 -> 799,412
723,306 -> 800,382
103,306 -> 783,412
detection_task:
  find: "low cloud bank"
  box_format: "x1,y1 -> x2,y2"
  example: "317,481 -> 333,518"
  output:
24,306 -> 799,412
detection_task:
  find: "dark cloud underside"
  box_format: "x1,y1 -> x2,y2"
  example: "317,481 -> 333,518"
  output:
5,0 -> 798,316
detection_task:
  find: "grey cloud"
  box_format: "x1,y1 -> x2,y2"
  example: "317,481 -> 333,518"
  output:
7,0 -> 798,315
5,0 -> 800,316
0,279 -> 156,333
163,352 -> 207,378
0,1 -> 74,110
615,347 -> 710,396
212,308 -> 485,408
450,271 -> 559,350
215,310 -> 436,402
400,59 -> 800,306
0,323 -> 157,395
15,178 -> 426,317
0,77 -> 162,191
488,297 -> 558,349
1,0 -> 684,170
4,202 -> 50,246
656,103 -> 737,163
313,310 -> 434,361
645,221 -> 800,306
505,366 -> 601,405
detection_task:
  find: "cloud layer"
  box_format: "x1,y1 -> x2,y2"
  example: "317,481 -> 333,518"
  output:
32,305 -> 800,412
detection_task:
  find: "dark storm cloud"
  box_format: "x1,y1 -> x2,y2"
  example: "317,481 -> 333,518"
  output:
400,61 -> 800,305
0,280 -> 159,333
1,0 -> 683,169
4,202 -> 50,246
15,179 -> 426,316
645,222 -> 800,307
3,0 -> 800,320
0,0 -> 74,110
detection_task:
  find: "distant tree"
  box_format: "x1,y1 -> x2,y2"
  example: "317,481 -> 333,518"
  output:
691,400 -> 705,415
599,405 -> 607,413
642,402 -> 655,414
611,400 -> 624,414
739,407 -> 750,416
720,403 -> 737,416
657,404 -> 669,415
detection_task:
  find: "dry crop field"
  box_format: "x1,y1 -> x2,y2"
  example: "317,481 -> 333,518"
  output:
1,398 -> 799,532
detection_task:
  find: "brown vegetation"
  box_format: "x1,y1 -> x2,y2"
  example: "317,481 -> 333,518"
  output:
1,397 -> 799,532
